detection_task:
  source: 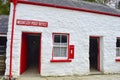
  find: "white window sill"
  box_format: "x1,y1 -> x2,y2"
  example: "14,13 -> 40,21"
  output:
50,59 -> 72,62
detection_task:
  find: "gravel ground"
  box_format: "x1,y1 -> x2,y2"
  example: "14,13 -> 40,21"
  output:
16,74 -> 120,80
0,76 -> 4,80
1,74 -> 120,80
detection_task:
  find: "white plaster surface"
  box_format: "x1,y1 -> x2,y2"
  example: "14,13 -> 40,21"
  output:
5,3 -> 120,77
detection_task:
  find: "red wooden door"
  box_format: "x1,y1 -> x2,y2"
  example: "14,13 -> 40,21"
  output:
20,32 -> 41,74
38,50 -> 40,74
20,33 -> 28,74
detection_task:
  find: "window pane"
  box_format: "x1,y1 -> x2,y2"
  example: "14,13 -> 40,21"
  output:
61,35 -> 67,43
54,47 -> 60,57
61,47 -> 67,57
54,35 -> 60,43
53,34 -> 68,57
116,48 -> 120,57
116,38 -> 120,47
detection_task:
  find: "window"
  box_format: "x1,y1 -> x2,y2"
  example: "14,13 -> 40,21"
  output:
116,38 -> 120,57
50,33 -> 72,62
0,37 -> 7,55
52,33 -> 69,60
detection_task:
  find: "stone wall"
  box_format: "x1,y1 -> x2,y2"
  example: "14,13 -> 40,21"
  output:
0,55 -> 5,75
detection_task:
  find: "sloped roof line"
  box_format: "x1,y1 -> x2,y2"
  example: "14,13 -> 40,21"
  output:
11,0 -> 120,17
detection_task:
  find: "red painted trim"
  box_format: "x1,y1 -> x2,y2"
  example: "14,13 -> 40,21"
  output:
50,59 -> 72,62
22,32 -> 41,34
11,0 -> 120,17
52,33 -> 54,60
51,33 -> 71,61
9,0 -> 18,79
52,32 -> 70,35
90,36 -> 100,38
90,36 -> 100,71
97,37 -> 100,71
39,33 -> 42,74
20,32 -> 42,74
68,34 -> 70,59
115,58 -> 120,62
20,33 -> 28,74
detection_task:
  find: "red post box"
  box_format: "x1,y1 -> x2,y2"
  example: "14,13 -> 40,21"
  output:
69,45 -> 74,59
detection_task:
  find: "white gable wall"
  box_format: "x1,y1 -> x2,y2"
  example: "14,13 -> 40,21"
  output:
5,3 -> 120,77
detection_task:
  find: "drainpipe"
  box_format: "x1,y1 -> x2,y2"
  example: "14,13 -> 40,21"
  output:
9,0 -> 17,79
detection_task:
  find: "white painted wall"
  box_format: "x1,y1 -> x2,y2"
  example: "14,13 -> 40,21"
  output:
5,3 -> 120,77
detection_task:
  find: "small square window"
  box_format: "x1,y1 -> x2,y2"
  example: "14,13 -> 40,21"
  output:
53,34 -> 68,59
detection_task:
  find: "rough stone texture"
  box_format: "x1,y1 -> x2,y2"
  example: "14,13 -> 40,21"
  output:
5,3 -> 120,77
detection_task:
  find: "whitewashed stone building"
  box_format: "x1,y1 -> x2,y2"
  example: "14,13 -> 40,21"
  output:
5,0 -> 120,78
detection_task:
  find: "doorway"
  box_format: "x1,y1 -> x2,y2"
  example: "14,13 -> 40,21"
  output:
20,32 -> 41,75
89,36 -> 100,72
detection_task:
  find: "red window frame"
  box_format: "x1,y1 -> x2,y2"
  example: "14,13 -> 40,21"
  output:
116,37 -> 120,62
50,33 -> 71,62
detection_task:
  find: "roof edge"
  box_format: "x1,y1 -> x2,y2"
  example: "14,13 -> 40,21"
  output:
11,0 -> 120,17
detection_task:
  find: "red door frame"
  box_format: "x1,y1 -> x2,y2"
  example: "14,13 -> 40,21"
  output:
20,32 -> 42,74
90,36 -> 100,71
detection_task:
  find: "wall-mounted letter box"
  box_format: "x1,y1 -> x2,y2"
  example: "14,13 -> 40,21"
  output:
69,45 -> 74,59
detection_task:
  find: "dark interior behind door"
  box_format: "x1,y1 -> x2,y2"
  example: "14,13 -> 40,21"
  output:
89,38 -> 98,70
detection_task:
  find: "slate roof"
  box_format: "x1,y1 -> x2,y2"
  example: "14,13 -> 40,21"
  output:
28,0 -> 120,15
0,15 -> 8,33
